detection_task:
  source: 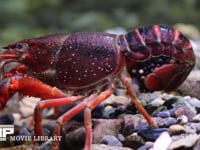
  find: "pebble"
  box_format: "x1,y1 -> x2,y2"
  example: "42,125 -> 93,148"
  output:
123,133 -> 145,149
183,96 -> 200,108
117,134 -> 125,142
102,95 -> 131,106
39,140 -> 53,150
43,120 -> 57,135
6,94 -> 20,112
103,105 -> 125,119
149,98 -> 165,107
195,104 -> 200,113
0,113 -> 14,124
137,142 -> 153,150
169,124 -> 186,135
194,138 -> 200,150
134,122 -> 149,132
168,134 -> 199,149
138,92 -> 162,103
120,114 -> 142,136
192,113 -> 200,122
100,135 -> 122,147
19,96 -> 40,118
153,132 -> 172,150
137,127 -> 168,141
184,124 -> 197,134
14,116 -> 32,127
174,106 -> 196,121
162,97 -> 180,109
155,110 -> 171,118
91,104 -> 104,119
93,118 -> 123,143
12,113 -> 22,123
186,122 -> 200,133
104,105 -> 113,112
114,88 -> 127,96
62,121 -> 85,150
178,70 -> 200,99
125,103 -> 138,114
177,115 -> 189,124
155,117 -> 177,128
92,144 -> 132,150
155,105 -> 194,120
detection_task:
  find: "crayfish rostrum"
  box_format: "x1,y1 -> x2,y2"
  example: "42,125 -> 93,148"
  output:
0,25 -> 195,150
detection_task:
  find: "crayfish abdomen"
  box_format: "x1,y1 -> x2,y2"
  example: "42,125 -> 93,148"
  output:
119,25 -> 195,91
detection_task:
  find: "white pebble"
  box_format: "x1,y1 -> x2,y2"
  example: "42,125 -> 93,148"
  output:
13,113 -> 21,122
19,96 -> 40,117
153,132 -> 172,150
177,115 -> 188,125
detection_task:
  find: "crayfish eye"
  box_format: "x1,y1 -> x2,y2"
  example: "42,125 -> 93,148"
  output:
16,43 -> 28,52
16,43 -> 24,49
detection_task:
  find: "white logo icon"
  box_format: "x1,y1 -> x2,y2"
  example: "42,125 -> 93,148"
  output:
0,125 -> 14,141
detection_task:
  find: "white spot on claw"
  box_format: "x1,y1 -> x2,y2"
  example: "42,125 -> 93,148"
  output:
139,69 -> 144,74
132,69 -> 137,73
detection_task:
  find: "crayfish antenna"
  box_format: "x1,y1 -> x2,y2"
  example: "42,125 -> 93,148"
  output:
0,54 -> 18,59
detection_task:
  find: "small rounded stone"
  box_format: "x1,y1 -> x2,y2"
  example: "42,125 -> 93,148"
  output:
153,132 -> 172,150
177,115 -> 188,124
168,134 -> 199,149
169,124 -> 186,135
100,135 -> 122,147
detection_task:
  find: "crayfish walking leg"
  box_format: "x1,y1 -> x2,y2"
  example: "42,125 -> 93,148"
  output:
120,72 -> 157,127
34,96 -> 84,136
52,89 -> 113,150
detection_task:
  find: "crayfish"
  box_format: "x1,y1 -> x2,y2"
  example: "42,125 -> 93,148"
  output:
0,25 -> 195,150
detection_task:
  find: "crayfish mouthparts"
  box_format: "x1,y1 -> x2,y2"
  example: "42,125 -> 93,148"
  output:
0,47 -> 21,60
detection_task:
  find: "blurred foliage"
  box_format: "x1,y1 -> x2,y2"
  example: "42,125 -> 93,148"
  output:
0,0 -> 199,45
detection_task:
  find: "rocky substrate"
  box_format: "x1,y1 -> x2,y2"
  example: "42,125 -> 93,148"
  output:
1,83 -> 200,150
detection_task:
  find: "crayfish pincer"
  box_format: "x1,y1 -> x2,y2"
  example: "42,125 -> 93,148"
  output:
0,25 -> 195,149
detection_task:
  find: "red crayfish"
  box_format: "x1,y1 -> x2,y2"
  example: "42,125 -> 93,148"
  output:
0,25 -> 195,149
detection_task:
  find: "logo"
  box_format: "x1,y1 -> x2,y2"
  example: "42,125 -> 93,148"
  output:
0,125 -> 14,141
0,125 -> 62,142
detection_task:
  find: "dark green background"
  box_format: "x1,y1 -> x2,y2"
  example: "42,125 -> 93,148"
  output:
0,0 -> 199,45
